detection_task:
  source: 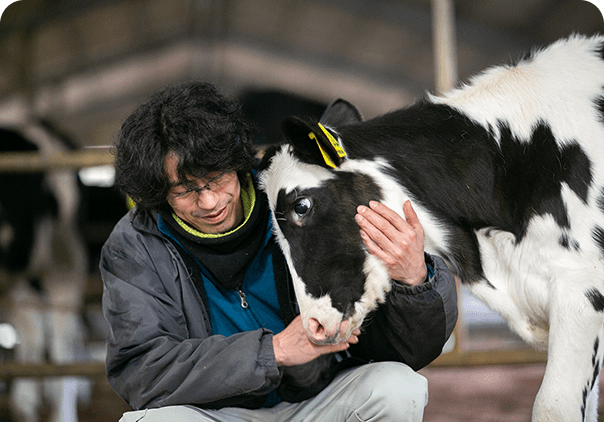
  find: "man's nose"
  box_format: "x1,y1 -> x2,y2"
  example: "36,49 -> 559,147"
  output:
195,188 -> 220,208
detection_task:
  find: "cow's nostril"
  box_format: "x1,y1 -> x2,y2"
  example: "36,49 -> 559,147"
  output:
308,317 -> 324,334
308,317 -> 330,342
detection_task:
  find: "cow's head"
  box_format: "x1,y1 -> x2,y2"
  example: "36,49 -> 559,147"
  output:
259,100 -> 393,344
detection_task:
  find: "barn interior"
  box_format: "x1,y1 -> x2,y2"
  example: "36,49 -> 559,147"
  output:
0,1 -> 603,421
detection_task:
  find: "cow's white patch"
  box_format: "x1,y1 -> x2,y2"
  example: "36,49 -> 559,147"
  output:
431,35 -> 604,154
473,209 -> 604,421
350,253 -> 392,329
472,189 -> 604,348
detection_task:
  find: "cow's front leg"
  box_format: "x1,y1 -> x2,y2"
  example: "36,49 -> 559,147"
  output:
584,366 -> 600,422
532,282 -> 604,422
472,228 -> 550,349
468,280 -> 549,350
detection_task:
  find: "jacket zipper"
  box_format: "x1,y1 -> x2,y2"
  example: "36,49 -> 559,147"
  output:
237,286 -> 249,309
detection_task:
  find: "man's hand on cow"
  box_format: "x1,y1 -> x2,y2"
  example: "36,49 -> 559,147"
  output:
355,200 -> 427,286
272,315 -> 360,367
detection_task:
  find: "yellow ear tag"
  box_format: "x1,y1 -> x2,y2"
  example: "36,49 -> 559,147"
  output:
307,124 -> 346,169
308,132 -> 337,168
318,123 -> 347,159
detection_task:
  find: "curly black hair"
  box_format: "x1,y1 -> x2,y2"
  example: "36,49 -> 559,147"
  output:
114,81 -> 256,211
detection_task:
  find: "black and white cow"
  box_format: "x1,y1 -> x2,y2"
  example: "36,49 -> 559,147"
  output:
0,121 -> 89,422
259,34 -> 604,421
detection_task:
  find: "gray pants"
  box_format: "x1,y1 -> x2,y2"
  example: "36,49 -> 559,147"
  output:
119,362 -> 428,422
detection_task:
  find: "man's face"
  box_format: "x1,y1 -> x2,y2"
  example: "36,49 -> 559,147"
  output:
164,153 -> 244,234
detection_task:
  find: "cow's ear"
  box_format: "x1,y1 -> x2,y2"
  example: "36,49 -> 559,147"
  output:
282,116 -> 347,169
319,99 -> 363,127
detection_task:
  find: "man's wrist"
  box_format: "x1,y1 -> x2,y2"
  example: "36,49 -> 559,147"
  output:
394,257 -> 434,287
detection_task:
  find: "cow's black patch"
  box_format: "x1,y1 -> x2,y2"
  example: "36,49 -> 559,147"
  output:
597,187 -> 604,215
595,96 -> 604,125
582,384 -> 588,421
275,171 -> 383,316
496,123 -> 592,234
583,337 -> 602,419
593,226 -> 604,256
592,337 -> 600,378
559,144 -> 592,204
559,234 -> 570,250
559,233 -> 581,251
596,38 -> 604,63
586,288 -> 604,312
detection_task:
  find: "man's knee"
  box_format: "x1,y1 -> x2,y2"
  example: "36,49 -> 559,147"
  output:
119,405 -> 218,422
351,362 -> 428,421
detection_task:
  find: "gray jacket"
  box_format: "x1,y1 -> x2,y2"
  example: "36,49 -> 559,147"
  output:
101,206 -> 458,410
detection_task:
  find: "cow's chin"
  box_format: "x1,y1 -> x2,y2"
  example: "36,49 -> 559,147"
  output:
305,317 -> 361,345
307,333 -> 343,346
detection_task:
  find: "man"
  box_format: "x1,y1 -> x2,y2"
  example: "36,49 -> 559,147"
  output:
101,81 -> 458,422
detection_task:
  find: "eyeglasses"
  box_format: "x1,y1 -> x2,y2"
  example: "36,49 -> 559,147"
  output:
167,171 -> 232,205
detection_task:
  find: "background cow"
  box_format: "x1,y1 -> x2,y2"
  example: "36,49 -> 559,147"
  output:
0,119 -> 115,422
259,34 -> 604,422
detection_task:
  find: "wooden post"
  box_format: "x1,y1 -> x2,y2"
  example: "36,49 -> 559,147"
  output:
431,0 -> 464,358
431,0 -> 458,95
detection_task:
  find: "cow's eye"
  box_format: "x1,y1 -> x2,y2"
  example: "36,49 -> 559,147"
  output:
293,197 -> 313,217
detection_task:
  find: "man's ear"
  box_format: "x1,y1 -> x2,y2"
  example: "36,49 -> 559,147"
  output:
319,99 -> 363,127
282,117 -> 346,169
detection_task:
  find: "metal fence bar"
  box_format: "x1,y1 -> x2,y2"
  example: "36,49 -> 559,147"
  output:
430,348 -> 547,368
0,148 -> 114,173
0,361 -> 106,380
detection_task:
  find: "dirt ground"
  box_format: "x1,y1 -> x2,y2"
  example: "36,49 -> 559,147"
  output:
421,363 -> 604,422
1,362 -> 602,421
421,363 -> 545,422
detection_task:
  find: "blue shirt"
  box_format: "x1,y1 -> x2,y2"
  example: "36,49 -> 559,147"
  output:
158,214 -> 285,406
